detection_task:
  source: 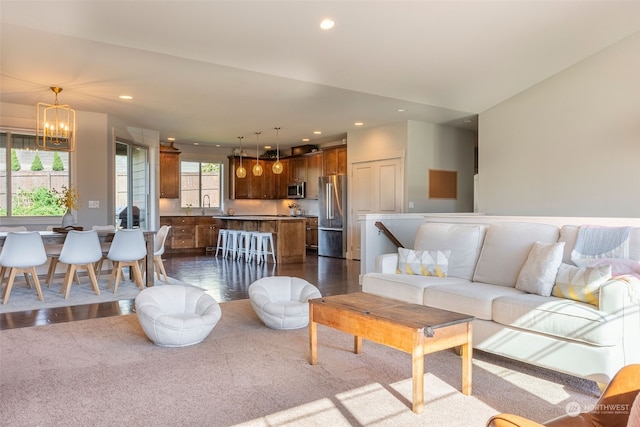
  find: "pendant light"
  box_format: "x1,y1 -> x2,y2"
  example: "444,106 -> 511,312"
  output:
272,126 -> 283,174
236,136 -> 246,178
36,87 -> 76,152
252,132 -> 263,176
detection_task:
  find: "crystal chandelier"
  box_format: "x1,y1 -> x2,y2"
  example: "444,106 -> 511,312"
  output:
272,127 -> 283,174
252,132 -> 263,176
36,87 -> 76,152
236,136 -> 247,178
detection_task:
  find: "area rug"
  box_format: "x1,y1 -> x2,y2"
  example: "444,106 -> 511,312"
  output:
0,299 -> 599,426
0,275 -> 192,314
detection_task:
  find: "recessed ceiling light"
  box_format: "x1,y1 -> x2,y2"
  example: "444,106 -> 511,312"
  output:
264,145 -> 271,149
313,130 -> 322,135
320,18 -> 335,30
397,108 -> 406,113
463,119 -> 472,123
302,138 -> 310,142
119,95 -> 133,100
167,137 -> 175,141
194,142 -> 200,146
354,122 -> 363,126
215,144 -> 220,147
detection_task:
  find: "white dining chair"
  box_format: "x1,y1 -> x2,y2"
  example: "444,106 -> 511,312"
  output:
57,230 -> 103,299
106,229 -> 147,293
0,226 -> 29,288
92,225 -> 117,279
152,225 -> 171,282
0,232 -> 48,304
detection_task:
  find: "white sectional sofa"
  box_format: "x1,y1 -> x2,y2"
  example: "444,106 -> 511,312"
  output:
361,221 -> 640,386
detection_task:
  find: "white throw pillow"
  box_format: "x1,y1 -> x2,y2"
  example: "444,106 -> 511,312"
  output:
396,248 -> 450,277
552,263 -> 612,306
515,242 -> 565,296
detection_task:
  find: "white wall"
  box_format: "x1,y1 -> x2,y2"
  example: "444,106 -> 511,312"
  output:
478,32 -> 640,217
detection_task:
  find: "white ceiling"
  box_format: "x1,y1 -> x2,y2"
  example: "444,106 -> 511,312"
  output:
1,1 -> 639,148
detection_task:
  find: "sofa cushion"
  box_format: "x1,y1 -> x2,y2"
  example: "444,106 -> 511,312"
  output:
423,282 -> 524,320
413,223 -> 487,280
473,222 -> 560,287
515,241 -> 565,296
492,293 -> 621,346
362,273 -> 470,305
552,263 -> 612,306
396,248 -> 450,277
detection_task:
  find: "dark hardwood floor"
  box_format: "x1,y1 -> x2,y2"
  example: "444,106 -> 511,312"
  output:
0,251 -> 361,330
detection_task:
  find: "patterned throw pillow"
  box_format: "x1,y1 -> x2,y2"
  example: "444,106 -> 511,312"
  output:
396,248 -> 451,277
552,263 -> 612,306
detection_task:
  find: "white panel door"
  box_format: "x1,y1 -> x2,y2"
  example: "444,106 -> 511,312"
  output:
349,157 -> 403,260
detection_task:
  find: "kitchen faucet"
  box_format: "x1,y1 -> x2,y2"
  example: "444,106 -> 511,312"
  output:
202,194 -> 211,215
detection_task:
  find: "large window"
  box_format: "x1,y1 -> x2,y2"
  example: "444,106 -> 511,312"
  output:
180,161 -> 222,209
0,131 -> 70,217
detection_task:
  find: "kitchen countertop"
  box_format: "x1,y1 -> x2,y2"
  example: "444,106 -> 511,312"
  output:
212,215 -> 314,220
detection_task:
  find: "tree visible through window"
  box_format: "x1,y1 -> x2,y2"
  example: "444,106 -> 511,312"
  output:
180,161 -> 222,209
0,132 -> 70,216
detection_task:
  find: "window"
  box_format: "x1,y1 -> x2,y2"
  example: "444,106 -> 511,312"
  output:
180,161 -> 222,209
0,131 -> 70,217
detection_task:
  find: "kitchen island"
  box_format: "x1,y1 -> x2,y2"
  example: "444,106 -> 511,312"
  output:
212,216 -> 307,264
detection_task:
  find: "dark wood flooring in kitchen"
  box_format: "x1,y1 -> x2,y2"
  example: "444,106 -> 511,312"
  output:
0,251 -> 361,330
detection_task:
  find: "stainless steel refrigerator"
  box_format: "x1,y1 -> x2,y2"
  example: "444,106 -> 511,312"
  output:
318,175 -> 347,258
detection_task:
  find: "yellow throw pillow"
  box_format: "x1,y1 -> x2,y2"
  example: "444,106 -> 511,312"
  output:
396,248 -> 451,277
552,263 -> 612,306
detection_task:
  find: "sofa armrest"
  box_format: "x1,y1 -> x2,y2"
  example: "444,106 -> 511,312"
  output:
375,253 -> 398,273
599,275 -> 640,314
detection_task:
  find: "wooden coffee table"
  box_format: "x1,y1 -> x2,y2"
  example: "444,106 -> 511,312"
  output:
308,292 -> 474,414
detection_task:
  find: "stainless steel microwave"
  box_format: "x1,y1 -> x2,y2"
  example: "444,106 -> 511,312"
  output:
287,182 -> 306,199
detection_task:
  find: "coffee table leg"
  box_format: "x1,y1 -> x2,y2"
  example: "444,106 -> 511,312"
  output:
412,338 -> 425,414
309,311 -> 318,365
354,335 -> 362,354
461,323 -> 472,395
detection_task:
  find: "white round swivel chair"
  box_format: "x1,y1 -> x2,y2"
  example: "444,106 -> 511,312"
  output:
248,276 -> 322,330
135,285 -> 222,347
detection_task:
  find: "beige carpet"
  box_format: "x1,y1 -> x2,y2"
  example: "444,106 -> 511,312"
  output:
0,299 -> 599,426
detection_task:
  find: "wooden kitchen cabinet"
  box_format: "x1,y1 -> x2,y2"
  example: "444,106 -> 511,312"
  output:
289,156 -> 306,183
323,146 -> 347,175
229,156 -> 250,199
304,152 -> 322,199
160,143 -> 181,198
275,158 -> 289,198
195,217 -> 222,249
170,216 -> 196,249
305,216 -> 318,250
162,216 -> 223,253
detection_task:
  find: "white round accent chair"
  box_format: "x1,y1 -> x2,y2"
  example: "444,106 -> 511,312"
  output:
135,285 -> 222,347
248,276 -> 322,330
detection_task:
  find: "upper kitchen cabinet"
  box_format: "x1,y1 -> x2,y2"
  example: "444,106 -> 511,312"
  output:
323,146 -> 347,176
229,156 -> 276,199
275,158 -> 290,199
160,142 -> 181,198
288,156 -> 306,183
304,152 -> 322,199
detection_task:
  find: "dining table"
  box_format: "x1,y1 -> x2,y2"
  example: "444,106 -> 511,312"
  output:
0,230 -> 157,288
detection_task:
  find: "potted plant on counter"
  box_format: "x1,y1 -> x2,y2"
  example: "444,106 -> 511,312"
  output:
288,203 -> 298,216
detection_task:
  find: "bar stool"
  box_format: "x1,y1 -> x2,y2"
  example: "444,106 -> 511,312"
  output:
252,232 -> 276,264
225,230 -> 241,260
237,231 -> 253,262
215,229 -> 229,257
